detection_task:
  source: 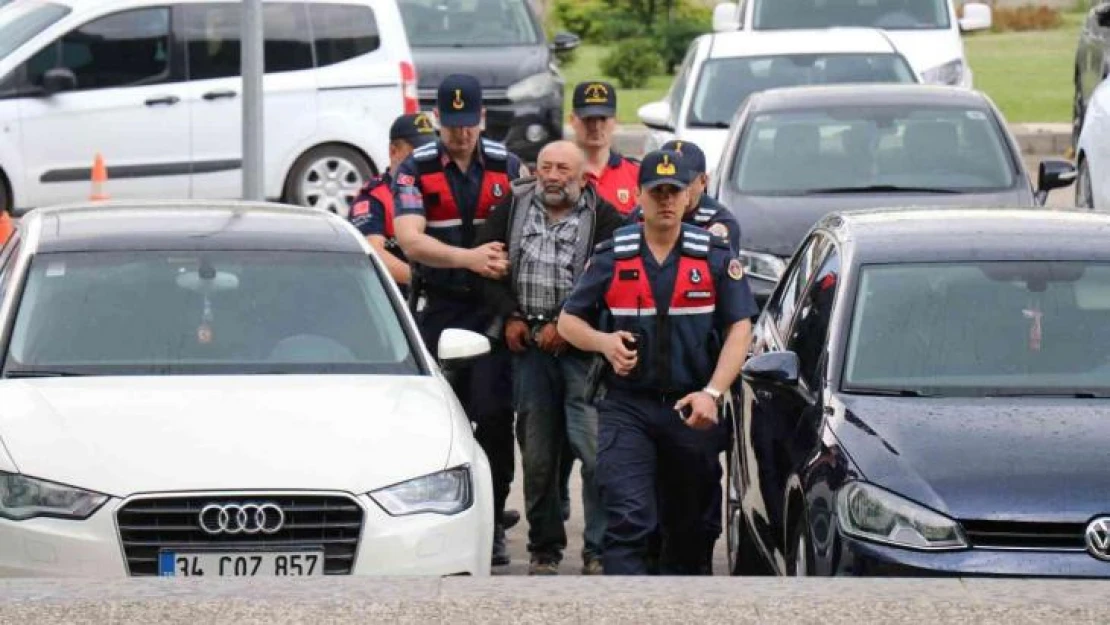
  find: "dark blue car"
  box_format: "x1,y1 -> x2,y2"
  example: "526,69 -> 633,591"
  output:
729,207 -> 1110,577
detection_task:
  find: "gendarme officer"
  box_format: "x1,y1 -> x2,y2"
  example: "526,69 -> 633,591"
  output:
557,149 -> 758,575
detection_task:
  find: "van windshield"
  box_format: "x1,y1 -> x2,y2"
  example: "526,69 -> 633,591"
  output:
398,0 -> 540,47
0,2 -> 69,64
753,0 -> 950,30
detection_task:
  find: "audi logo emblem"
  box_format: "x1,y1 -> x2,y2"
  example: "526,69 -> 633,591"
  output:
198,503 -> 285,535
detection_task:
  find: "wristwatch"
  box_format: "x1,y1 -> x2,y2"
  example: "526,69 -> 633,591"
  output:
701,386 -> 724,406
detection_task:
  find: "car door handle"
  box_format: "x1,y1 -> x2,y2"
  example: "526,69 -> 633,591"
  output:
144,95 -> 180,106
202,89 -> 237,101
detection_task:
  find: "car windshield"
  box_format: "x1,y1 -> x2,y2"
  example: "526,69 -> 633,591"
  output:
732,104 -> 1015,195
3,251 -> 421,377
688,54 -> 917,128
0,1 -> 69,63
398,0 -> 539,47
844,261 -> 1110,396
754,0 -> 950,30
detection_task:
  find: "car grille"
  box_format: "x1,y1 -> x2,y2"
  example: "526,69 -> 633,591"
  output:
117,494 -> 364,576
961,520 -> 1087,551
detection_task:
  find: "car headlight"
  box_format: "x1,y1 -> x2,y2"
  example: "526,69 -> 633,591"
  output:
506,72 -> 558,102
0,472 -> 108,521
837,482 -> 967,550
921,59 -> 965,86
370,466 -> 472,516
739,250 -> 787,282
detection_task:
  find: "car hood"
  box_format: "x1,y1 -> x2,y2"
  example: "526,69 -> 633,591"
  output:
411,45 -> 548,90
831,394 -> 1110,522
0,376 -> 457,497
721,188 -> 1033,257
881,29 -> 963,78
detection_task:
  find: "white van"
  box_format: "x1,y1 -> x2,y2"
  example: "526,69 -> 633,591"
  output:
710,0 -> 992,88
0,0 -> 417,216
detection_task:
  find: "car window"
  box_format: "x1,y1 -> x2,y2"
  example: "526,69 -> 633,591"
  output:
732,103 -> 1016,195
184,3 -> 313,80
0,1 -> 70,65
24,7 -> 171,91
667,41 -> 699,126
786,244 -> 840,388
768,235 -> 825,338
398,0 -> 538,47
753,0 -> 950,30
4,251 -> 420,376
687,54 -> 917,128
311,3 -> 381,66
844,261 -> 1110,396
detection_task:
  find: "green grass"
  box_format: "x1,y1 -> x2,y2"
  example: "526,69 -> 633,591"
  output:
562,12 -> 1086,126
558,44 -> 672,124
964,12 -> 1084,123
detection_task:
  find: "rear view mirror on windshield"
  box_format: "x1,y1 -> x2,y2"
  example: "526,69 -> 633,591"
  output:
978,261 -> 1086,291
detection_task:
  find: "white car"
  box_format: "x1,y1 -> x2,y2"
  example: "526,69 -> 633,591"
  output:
638,28 -> 919,175
709,0 -> 991,88
1076,78 -> 1110,209
0,201 -> 494,577
0,0 -> 418,217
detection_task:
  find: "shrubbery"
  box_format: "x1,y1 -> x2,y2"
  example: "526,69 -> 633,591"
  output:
600,39 -> 662,88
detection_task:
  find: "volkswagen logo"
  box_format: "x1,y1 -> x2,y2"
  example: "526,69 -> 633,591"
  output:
198,503 -> 285,535
1084,517 -> 1110,561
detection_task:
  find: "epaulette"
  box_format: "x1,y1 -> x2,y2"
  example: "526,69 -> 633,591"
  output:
679,223 -> 710,258
412,142 -> 439,161
691,206 -> 716,225
480,138 -> 509,161
612,224 -> 642,259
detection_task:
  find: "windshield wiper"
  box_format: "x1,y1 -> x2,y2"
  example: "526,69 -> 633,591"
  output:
689,121 -> 731,129
846,388 -> 931,397
802,185 -> 963,195
3,370 -> 85,379
984,391 -> 1107,399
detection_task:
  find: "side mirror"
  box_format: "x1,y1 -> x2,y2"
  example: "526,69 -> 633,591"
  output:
550,32 -> 580,53
1097,4 -> 1110,29
958,3 -> 992,32
1035,158 -> 1076,205
637,100 -> 673,132
437,328 -> 490,365
712,2 -> 741,32
742,351 -> 800,387
41,68 -> 77,95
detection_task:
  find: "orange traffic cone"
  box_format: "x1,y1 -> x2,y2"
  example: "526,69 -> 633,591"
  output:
90,153 -> 109,201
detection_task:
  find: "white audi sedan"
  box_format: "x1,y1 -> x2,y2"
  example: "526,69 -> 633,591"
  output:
0,201 -> 494,577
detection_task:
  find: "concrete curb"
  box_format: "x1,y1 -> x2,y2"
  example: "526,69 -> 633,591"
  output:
2,577 -> 1110,624
593,123 -> 1072,158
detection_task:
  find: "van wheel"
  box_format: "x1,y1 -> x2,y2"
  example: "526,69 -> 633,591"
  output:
284,145 -> 372,218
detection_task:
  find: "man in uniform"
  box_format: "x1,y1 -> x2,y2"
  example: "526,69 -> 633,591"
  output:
557,149 -> 759,575
571,81 -> 640,216
348,113 -> 437,290
626,139 -> 742,255
394,73 -> 528,566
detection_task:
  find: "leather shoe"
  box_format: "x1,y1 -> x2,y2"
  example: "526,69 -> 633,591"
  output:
491,524 -> 510,567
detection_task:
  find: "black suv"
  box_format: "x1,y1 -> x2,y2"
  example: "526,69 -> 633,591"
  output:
397,0 -> 578,163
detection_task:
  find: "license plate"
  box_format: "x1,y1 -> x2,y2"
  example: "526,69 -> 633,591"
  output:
158,551 -> 324,577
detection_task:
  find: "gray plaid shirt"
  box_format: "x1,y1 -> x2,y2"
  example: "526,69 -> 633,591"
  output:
515,195 -> 588,317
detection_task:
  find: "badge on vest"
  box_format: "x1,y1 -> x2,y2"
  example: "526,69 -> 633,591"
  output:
492,183 -> 505,198
619,269 -> 640,281
690,268 -> 703,284
709,223 -> 729,239
617,188 -> 630,204
728,258 -> 745,280
686,290 -> 712,300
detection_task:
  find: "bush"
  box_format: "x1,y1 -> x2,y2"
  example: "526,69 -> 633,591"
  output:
987,5 -> 1062,32
599,11 -> 648,42
551,0 -> 609,43
657,18 -> 708,73
600,39 -> 661,88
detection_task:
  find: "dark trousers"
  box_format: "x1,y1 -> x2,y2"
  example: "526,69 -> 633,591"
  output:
513,349 -> 604,561
596,389 -> 722,575
418,298 -> 515,522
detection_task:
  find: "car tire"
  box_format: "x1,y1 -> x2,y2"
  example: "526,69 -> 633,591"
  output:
725,442 -> 772,576
786,512 -> 814,577
283,145 -> 373,218
1077,157 -> 1094,209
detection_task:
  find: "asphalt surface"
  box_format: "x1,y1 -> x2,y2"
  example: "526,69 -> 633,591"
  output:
496,155 -> 1074,576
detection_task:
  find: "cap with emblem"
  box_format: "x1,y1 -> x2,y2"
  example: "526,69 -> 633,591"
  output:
638,149 -> 691,190
572,81 -> 617,118
436,74 -> 482,128
390,113 -> 437,148
662,139 -> 706,175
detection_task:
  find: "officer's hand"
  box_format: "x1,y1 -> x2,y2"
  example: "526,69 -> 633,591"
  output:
468,242 -> 510,279
675,392 -> 718,430
504,318 -> 531,353
537,322 -> 567,355
602,331 -> 638,376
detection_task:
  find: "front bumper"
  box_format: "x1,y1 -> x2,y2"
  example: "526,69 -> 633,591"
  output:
0,492 -> 490,578
833,533 -> 1110,578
